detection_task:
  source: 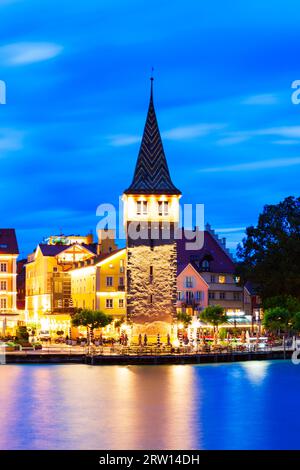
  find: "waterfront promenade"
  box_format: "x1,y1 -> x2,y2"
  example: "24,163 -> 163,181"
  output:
3,343 -> 293,365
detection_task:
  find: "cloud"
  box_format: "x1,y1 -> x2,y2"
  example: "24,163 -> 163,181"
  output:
162,123 -> 224,140
0,42 -> 63,66
215,227 -> 246,233
0,128 -> 24,152
108,134 -> 140,147
108,123 -> 224,146
216,135 -> 249,146
242,93 -> 278,105
272,139 -> 300,145
200,157 -> 300,173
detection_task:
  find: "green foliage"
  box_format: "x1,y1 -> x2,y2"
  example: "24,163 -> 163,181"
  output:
263,295 -> 300,313
237,196 -> 300,301
114,317 -> 125,329
176,312 -> 192,326
218,328 -> 228,340
263,307 -> 293,333
16,326 -> 29,341
71,309 -> 113,330
292,312 -> 300,331
199,305 -> 228,329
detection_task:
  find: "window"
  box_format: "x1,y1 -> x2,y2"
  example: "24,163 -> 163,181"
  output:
201,259 -> 210,271
219,275 -> 226,284
137,201 -> 148,215
195,291 -> 203,301
149,294 -> 153,304
210,275 -> 216,283
106,299 -> 113,309
185,291 -> 194,303
0,244 -> 7,249
234,276 -> 240,284
208,292 -> 215,300
219,292 -> 226,300
106,276 -> 113,287
150,265 -> 153,283
177,291 -> 184,301
233,292 -> 241,301
120,259 -> 124,273
158,201 -> 169,216
0,281 -> 7,291
185,276 -> 193,288
119,299 -> 124,308
119,277 -> 124,286
0,263 -> 7,272
0,298 -> 7,309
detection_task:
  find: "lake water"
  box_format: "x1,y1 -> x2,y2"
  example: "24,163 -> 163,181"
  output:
0,360 -> 299,450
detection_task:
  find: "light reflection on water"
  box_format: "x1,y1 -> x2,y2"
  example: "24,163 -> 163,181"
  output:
0,361 -> 299,450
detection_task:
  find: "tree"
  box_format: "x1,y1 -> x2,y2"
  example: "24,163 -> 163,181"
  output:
237,196 -> 300,301
199,305 -> 228,332
263,307 -> 292,334
71,310 -> 113,345
292,312 -> 300,332
176,312 -> 192,327
263,306 -> 294,358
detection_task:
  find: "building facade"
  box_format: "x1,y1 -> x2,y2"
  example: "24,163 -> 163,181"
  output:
0,229 -> 19,335
70,248 -> 126,319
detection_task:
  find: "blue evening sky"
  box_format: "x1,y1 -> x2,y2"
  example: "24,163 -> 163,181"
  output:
1,0 -> 300,257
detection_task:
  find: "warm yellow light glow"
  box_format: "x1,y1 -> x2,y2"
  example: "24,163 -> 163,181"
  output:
96,249 -> 126,267
173,339 -> 180,348
178,323 -> 184,329
96,292 -> 125,297
219,275 -> 226,284
70,266 -> 96,277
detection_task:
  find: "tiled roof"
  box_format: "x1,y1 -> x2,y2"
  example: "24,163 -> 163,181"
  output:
38,243 -> 98,257
177,229 -> 236,275
71,248 -> 125,271
124,80 -> 181,195
0,229 -> 19,255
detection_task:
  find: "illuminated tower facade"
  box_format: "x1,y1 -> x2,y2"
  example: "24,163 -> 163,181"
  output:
123,79 -> 181,339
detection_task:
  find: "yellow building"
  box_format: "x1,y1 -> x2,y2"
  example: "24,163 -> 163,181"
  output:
0,229 -> 19,335
70,248 -> 126,319
25,239 -> 97,335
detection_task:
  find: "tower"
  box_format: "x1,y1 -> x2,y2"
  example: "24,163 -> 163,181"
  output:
123,78 -> 181,340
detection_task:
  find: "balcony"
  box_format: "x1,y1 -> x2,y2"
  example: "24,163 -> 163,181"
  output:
118,285 -> 125,291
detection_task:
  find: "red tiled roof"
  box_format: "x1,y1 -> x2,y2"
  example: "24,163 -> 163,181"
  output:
0,229 -> 19,255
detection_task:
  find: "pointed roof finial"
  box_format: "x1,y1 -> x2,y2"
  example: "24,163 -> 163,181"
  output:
124,71 -> 181,196
150,66 -> 154,98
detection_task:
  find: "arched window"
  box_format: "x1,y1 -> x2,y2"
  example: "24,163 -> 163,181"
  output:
201,259 -> 210,271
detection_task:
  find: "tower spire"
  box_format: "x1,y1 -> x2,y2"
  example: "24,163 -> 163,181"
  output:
124,77 -> 181,195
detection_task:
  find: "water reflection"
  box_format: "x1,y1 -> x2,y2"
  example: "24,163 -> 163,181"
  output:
241,361 -> 270,385
0,361 -> 299,450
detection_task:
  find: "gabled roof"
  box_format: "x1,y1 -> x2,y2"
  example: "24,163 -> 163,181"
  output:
70,248 -> 126,271
177,229 -> 236,275
38,243 -> 97,257
178,262 -> 209,286
124,79 -> 181,195
0,229 -> 19,255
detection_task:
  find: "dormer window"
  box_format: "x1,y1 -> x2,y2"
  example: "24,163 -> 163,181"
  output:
158,201 -> 169,216
137,201 -> 148,215
201,259 -> 210,271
